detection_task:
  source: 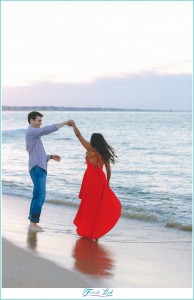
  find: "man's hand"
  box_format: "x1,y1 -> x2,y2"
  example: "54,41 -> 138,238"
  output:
64,120 -> 72,126
55,120 -> 72,129
66,120 -> 75,126
51,155 -> 61,162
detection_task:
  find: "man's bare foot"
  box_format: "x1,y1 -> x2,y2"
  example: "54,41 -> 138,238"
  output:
28,222 -> 44,232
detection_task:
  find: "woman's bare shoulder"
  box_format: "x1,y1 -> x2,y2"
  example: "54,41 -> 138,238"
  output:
87,147 -> 96,154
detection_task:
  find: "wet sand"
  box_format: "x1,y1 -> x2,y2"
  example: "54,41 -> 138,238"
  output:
2,237 -> 91,288
1,194 -> 192,299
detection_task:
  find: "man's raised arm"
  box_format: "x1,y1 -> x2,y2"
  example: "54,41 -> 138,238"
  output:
54,120 -> 71,129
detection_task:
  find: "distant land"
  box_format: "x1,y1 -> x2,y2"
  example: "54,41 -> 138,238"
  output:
2,106 -> 190,112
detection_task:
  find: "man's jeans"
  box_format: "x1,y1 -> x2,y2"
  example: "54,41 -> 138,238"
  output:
29,165 -> 47,223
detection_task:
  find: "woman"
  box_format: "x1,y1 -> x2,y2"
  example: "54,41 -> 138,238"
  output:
68,120 -> 122,241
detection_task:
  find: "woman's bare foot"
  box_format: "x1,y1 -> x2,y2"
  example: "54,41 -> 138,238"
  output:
92,238 -> 98,242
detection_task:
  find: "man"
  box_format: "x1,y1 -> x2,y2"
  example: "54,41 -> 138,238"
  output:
26,111 -> 70,232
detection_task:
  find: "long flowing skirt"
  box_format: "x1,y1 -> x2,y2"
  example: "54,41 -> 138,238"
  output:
73,164 -> 122,239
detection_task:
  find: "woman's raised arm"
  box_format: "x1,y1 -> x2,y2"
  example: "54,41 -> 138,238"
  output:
69,121 -> 92,151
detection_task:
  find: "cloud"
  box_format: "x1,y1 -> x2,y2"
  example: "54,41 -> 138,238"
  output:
3,73 -> 192,110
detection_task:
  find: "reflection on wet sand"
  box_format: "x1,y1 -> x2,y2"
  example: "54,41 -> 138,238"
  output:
27,230 -> 38,250
72,237 -> 115,278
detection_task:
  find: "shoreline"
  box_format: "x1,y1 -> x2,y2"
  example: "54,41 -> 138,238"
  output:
2,191 -> 192,233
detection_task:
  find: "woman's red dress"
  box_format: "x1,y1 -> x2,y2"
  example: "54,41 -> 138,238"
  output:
73,153 -> 122,239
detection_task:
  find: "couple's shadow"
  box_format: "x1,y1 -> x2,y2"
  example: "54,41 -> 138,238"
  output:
72,237 -> 115,278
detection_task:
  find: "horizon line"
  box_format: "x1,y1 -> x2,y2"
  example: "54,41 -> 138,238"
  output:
2,106 -> 192,113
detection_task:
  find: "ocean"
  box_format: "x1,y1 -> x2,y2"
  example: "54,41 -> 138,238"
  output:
2,110 -> 192,232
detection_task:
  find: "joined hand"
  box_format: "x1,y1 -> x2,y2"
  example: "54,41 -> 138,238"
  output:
66,120 -> 75,127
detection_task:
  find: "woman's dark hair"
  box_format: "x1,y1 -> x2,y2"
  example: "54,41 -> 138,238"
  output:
90,133 -> 117,164
28,111 -> 43,124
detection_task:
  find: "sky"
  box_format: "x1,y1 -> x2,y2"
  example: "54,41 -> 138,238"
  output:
2,1 -> 193,110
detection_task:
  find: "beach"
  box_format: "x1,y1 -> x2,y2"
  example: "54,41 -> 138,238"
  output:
2,193 -> 192,299
2,0 -> 193,297
2,110 -> 193,299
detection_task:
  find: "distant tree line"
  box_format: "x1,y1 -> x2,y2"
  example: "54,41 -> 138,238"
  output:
2,106 -> 178,112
